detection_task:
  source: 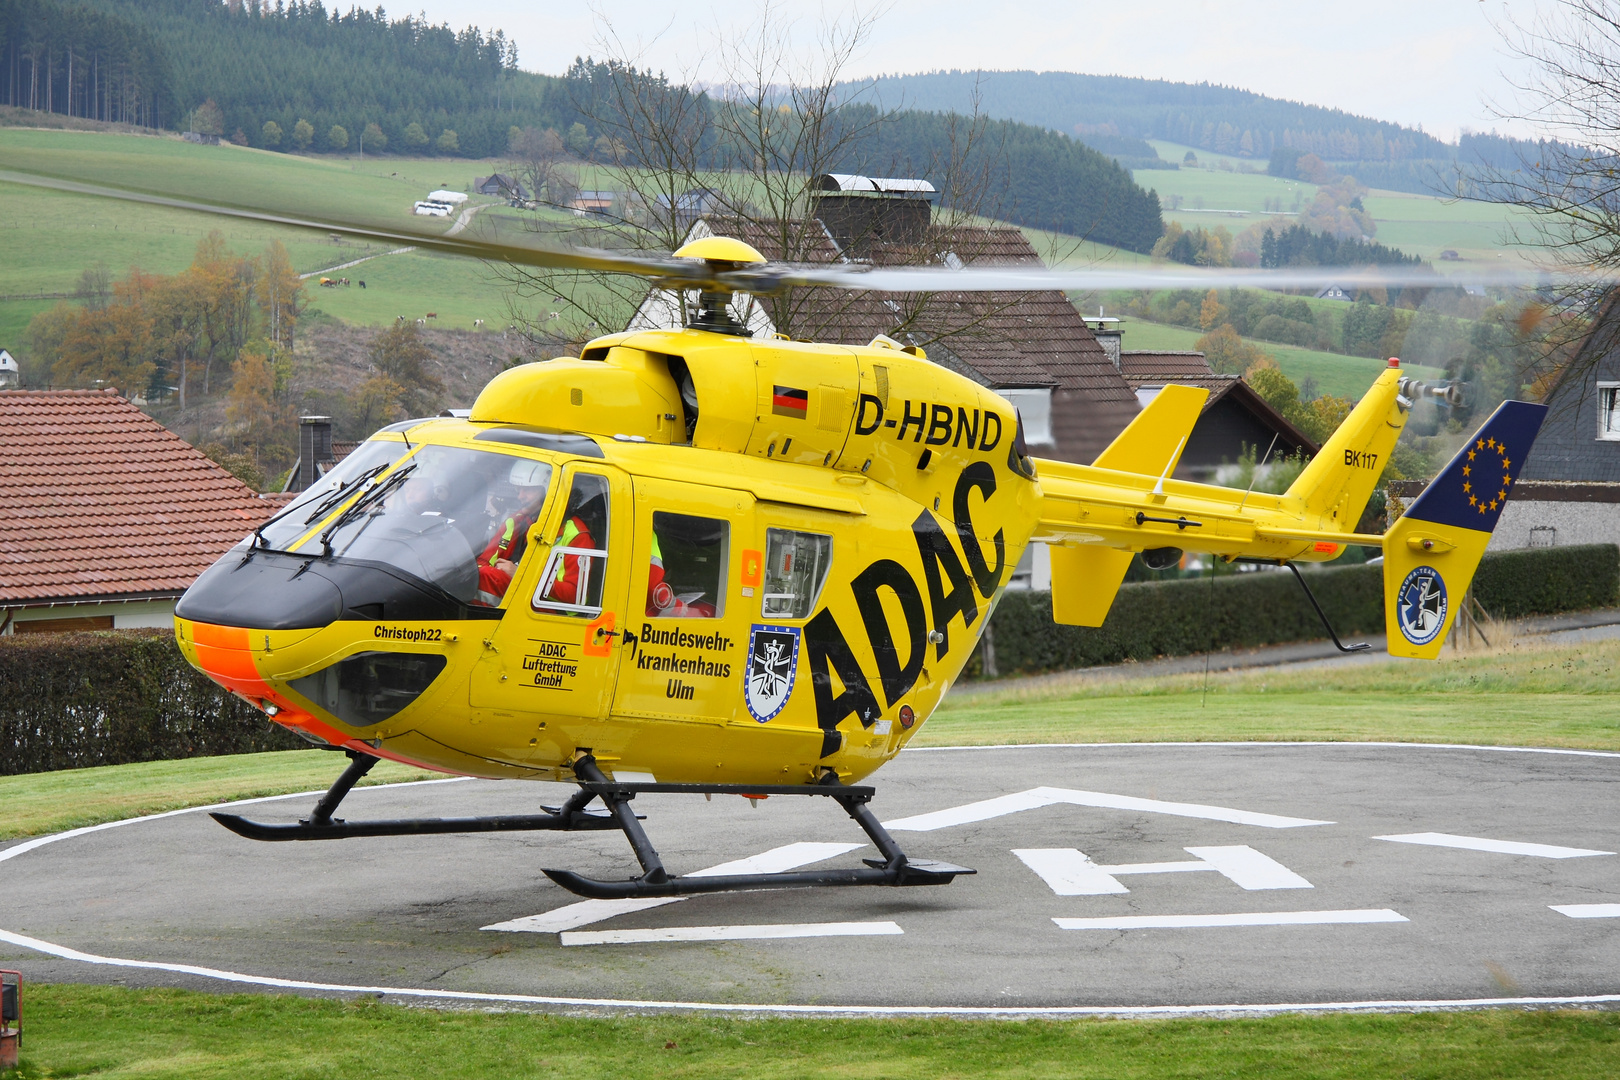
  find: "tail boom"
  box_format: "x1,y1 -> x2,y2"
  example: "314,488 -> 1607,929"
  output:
1030,365 -> 1548,656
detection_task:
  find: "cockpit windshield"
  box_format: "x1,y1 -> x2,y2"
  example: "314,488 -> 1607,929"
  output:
254,439 -> 411,552
290,445 -> 554,606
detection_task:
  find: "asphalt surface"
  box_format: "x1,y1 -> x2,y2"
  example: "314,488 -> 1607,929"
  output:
7,742 -> 1620,1015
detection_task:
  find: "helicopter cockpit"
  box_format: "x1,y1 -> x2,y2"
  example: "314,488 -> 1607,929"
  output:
177,434 -> 567,630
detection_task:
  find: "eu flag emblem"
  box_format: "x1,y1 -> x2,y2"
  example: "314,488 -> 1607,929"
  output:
1402,401 -> 1547,532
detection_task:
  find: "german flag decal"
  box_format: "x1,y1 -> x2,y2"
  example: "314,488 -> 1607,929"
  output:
772,385 -> 809,419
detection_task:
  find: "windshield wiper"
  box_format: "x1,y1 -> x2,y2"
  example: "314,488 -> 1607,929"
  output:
300,462 -> 393,526
251,462 -> 395,552
318,463 -> 417,558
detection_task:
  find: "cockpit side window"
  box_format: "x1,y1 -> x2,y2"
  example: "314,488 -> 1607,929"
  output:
761,529 -> 832,620
646,511 -> 727,619
532,472 -> 611,617
296,445 -> 554,607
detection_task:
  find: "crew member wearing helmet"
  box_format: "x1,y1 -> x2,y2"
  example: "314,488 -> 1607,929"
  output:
541,490 -> 603,606
474,458 -> 550,605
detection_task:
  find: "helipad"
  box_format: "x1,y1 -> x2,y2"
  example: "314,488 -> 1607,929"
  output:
5,742 -> 1620,1015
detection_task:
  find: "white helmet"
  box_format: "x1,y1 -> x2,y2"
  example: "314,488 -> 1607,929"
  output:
508,459 -> 549,488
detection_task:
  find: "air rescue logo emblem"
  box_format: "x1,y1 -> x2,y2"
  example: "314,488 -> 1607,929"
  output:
1396,565 -> 1448,646
745,624 -> 800,723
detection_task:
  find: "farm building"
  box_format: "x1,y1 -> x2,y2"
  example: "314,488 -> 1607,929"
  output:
473,175 -> 525,200
0,390 -> 277,633
570,190 -> 616,215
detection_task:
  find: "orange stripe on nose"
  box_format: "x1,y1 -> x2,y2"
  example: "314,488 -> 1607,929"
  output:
192,622 -> 250,650
188,622 -> 270,699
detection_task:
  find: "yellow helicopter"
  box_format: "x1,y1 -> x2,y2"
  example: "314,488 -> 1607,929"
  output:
1,169 -> 1548,901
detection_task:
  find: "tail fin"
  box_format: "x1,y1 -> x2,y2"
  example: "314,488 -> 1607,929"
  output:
1383,400 -> 1548,658
1284,365 -> 1407,530
1048,384 -> 1207,626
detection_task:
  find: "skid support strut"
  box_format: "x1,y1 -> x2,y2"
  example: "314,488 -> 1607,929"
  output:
209,750 -> 973,899
540,756 -> 973,900
210,750 -> 618,841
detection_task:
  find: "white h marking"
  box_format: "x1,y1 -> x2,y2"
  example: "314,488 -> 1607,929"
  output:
1015,845 -> 1312,895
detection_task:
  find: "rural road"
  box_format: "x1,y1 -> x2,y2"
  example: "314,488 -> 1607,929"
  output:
6,742 -> 1620,1015
297,201 -> 489,279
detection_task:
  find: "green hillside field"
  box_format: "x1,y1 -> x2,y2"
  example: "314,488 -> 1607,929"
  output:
0,126 -> 1171,354
1135,140 -> 1540,268
0,127 -> 527,338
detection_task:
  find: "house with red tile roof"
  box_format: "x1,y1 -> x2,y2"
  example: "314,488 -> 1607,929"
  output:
0,390 -> 277,633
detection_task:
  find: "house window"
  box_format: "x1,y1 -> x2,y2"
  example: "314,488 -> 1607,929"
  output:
997,388 -> 1054,447
761,529 -> 833,619
1600,383 -> 1620,441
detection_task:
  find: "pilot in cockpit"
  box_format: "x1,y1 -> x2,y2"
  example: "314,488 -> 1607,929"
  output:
474,459 -> 549,605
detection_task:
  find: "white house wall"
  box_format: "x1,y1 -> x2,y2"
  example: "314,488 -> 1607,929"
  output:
1487,500 -> 1620,552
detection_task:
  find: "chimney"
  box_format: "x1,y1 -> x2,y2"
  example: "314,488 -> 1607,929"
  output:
810,174 -> 937,256
297,416 -> 334,491
1085,310 -> 1123,370
1094,329 -> 1122,369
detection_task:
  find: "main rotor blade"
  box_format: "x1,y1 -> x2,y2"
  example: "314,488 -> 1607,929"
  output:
729,261 -> 1579,294
2,165 -> 1591,296
0,167 -> 708,284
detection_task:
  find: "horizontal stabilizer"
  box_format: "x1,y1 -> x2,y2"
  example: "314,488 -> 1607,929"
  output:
1093,383 -> 1208,475
1048,385 -> 1208,626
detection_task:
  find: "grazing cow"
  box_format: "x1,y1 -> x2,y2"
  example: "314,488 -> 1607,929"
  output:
416,318 -> 426,326
473,319 -> 484,329
397,315 -> 406,322
319,277 -> 336,288
425,312 -> 438,320
340,277 -> 350,286
358,281 -> 366,289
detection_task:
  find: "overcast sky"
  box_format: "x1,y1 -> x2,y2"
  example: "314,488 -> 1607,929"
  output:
421,0 -> 1545,144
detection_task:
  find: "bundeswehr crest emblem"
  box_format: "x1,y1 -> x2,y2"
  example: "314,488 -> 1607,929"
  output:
745,624 -> 799,723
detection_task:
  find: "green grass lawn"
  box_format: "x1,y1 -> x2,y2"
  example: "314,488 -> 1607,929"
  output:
1117,318 -> 1445,398
11,986 -> 1620,1079
923,636 -> 1620,749
0,752 -> 438,841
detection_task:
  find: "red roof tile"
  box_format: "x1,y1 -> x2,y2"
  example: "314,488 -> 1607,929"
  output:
0,390 -> 275,605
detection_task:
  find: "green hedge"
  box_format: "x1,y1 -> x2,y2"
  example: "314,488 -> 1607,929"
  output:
981,543 -> 1620,677
0,629 -> 301,776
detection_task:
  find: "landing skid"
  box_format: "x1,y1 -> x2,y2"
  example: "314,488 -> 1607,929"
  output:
209,751 -> 974,898
210,751 -> 620,841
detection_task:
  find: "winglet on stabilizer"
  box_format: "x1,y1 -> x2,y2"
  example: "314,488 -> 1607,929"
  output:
1047,384 -> 1208,627
1382,400 -> 1548,658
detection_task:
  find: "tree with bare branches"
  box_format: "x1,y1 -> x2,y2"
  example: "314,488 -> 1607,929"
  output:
488,6 -> 1034,355
1477,1 -> 1620,387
